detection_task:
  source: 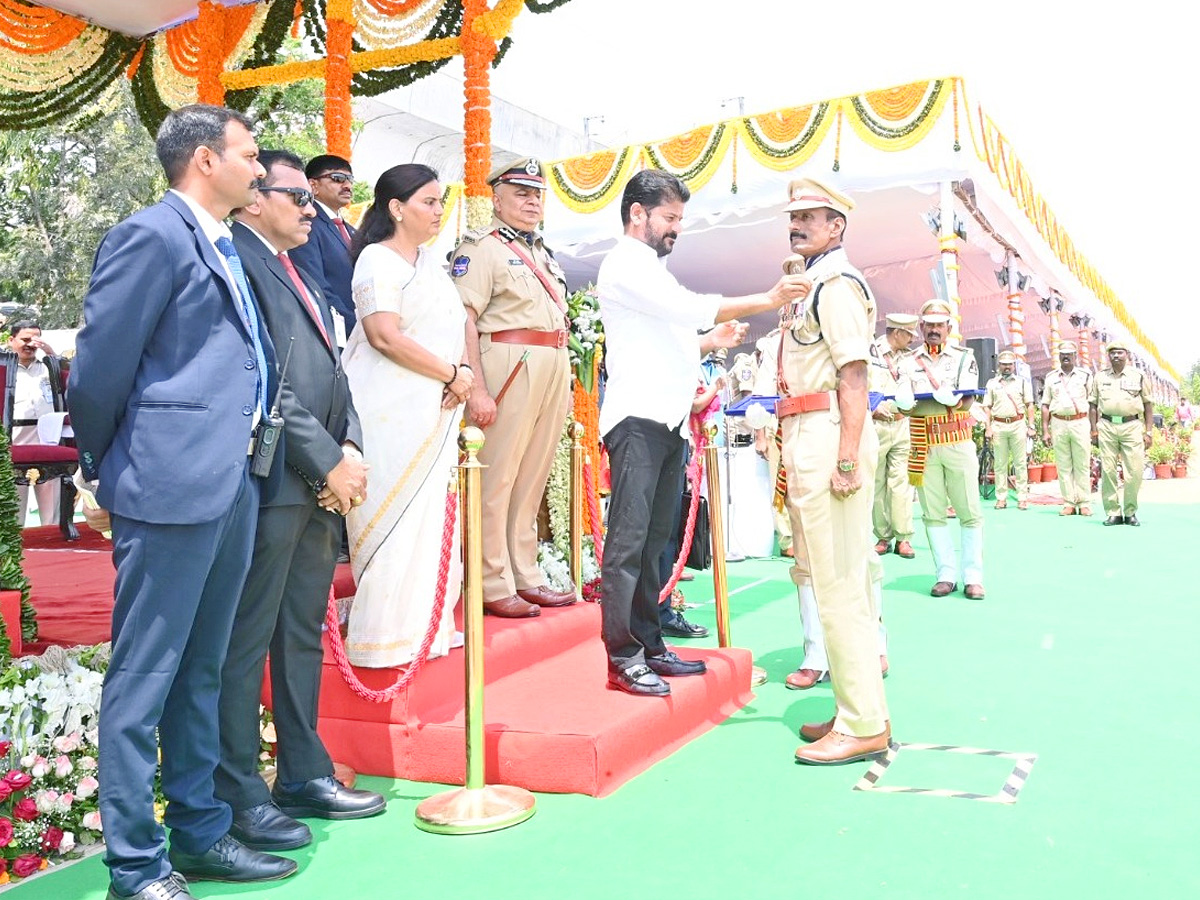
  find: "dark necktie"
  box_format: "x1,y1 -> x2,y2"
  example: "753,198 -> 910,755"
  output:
215,236 -> 269,414
333,217 -> 351,246
278,252 -> 331,349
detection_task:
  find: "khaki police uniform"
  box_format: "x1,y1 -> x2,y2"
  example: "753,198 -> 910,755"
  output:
868,331 -> 914,545
982,367 -> 1034,504
1089,363 -> 1151,517
452,216 -> 572,602
778,245 -> 887,737
1041,364 -> 1093,508
902,331 -> 982,588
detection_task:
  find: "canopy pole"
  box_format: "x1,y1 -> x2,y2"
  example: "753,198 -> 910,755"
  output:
1005,251 -> 1025,359
938,181 -> 962,343
1048,293 -> 1061,367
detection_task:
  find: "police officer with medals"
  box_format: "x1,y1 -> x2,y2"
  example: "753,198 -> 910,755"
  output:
982,350 -> 1036,510
894,300 -> 984,600
1088,340 -> 1153,526
1040,340 -> 1094,516
451,157 -> 576,616
775,177 -> 891,765
869,313 -> 919,558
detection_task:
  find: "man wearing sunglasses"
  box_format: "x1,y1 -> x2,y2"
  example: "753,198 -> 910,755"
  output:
290,154 -> 357,342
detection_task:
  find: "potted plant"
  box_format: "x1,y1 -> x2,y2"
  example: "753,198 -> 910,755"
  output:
1148,434 -> 1174,479
1035,439 -> 1057,481
1026,433 -> 1047,484
1173,430 -> 1190,478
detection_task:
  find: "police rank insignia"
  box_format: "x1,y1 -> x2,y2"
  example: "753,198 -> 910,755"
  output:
451,255 -> 470,277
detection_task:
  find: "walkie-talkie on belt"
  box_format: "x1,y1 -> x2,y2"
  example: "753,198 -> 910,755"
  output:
250,337 -> 293,478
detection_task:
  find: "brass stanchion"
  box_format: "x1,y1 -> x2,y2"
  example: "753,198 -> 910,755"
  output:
569,422 -> 584,602
414,426 -> 536,834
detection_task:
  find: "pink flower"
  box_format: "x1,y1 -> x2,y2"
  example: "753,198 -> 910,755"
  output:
81,810 -> 102,832
51,733 -> 81,754
59,831 -> 76,854
75,776 -> 99,800
12,854 -> 42,878
53,756 -> 73,779
40,826 -> 63,851
34,789 -> 59,814
12,797 -> 39,822
3,770 -> 32,791
0,780 -> 12,802
28,757 -> 49,778
0,740 -> 10,757
0,817 -> 13,847
76,756 -> 97,772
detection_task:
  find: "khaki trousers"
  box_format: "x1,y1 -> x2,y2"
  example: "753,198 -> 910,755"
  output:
1098,418 -> 1144,516
916,438 -> 983,585
1050,416 -> 1091,506
764,423 -> 792,551
477,338 -> 572,600
872,417 -> 912,541
991,420 -> 1028,502
782,407 -> 887,737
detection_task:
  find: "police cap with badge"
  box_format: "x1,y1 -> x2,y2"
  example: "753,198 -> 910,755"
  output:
488,156 -> 546,190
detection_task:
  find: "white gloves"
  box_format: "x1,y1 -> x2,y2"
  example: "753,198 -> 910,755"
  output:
893,383 -> 916,411
932,385 -> 959,407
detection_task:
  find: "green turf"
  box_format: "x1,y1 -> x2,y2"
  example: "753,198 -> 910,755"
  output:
13,500 -> 1200,899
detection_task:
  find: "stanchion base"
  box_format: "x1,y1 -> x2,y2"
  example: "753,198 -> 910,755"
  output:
750,666 -> 768,687
414,785 -> 536,835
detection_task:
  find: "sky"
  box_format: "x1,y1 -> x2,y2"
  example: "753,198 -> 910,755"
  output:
477,0 -> 1198,375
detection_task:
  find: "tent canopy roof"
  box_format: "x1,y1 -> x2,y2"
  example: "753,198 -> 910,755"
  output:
36,1 -> 254,37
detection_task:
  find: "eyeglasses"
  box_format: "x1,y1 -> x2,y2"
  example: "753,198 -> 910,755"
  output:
316,172 -> 354,185
258,186 -> 314,207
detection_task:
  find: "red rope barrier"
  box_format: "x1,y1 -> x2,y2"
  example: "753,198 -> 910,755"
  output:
583,458 -> 604,566
659,415 -> 708,602
324,485 -> 459,702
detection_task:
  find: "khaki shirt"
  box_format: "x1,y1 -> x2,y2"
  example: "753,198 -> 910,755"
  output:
1041,367 -> 1092,416
868,336 -> 910,415
450,217 -> 568,333
902,343 -> 978,417
982,374 -> 1033,418
1089,366 -> 1151,417
779,250 -> 875,395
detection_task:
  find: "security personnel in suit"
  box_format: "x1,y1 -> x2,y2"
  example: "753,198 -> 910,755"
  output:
70,105 -> 292,900
775,177 -> 890,766
1089,340 -> 1153,525
1040,340 -> 1094,516
982,350 -> 1035,510
215,150 -> 384,856
451,157 -> 575,617
895,300 -> 983,599
290,154 -> 356,342
869,313 -> 918,557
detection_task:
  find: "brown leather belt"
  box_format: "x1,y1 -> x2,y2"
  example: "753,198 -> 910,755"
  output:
1101,414 -> 1140,424
776,392 -> 832,419
992,415 -> 1023,423
1052,412 -> 1087,421
490,328 -> 568,349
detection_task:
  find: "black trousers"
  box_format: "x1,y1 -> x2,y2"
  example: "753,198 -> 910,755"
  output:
601,417 -> 685,669
656,442 -> 688,625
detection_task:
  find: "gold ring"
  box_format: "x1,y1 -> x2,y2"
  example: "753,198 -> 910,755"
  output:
351,495 -> 363,506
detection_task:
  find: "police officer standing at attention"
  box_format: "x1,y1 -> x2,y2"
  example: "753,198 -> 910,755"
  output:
774,177 -> 890,766
894,300 -> 983,600
1040,340 -> 1093,516
982,350 -> 1035,511
869,313 -> 918,558
452,157 -> 576,616
1089,340 -> 1153,526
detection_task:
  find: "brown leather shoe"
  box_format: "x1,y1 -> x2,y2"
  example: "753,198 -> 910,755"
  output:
785,668 -> 827,690
1060,505 -> 1076,516
483,595 -> 540,618
930,581 -> 956,597
894,540 -> 915,558
794,729 -> 891,765
798,715 -> 836,743
874,539 -> 892,555
781,546 -> 794,558
1017,500 -> 1029,510
964,583 -> 985,600
516,585 -> 575,607
1078,505 -> 1093,516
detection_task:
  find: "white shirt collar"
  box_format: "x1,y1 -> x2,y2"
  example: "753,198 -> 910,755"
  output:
317,200 -> 342,221
169,189 -> 232,245
238,221 -> 281,257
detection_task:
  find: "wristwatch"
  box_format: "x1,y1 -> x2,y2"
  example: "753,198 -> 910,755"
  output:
837,459 -> 857,473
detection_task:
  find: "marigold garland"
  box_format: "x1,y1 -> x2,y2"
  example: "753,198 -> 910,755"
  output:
736,102 -> 833,171
643,122 -> 732,193
0,0 -> 86,54
843,78 -> 949,152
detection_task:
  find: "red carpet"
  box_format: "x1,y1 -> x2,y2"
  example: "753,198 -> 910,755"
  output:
20,524 -> 116,654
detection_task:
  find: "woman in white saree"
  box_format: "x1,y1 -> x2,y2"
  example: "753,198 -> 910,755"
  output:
343,164 -> 473,667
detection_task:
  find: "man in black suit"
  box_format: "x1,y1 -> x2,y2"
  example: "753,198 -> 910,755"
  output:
216,150 -> 384,853
71,105 -> 293,900
289,153 -> 356,342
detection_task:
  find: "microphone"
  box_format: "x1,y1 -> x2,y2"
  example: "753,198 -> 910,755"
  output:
782,254 -> 807,276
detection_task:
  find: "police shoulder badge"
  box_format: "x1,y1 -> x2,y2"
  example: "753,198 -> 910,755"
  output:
451,255 -> 470,277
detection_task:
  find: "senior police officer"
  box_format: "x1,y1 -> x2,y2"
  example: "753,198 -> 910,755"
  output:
982,350 -> 1036,510
894,300 -> 984,599
1040,340 -> 1094,516
869,313 -> 919,558
775,177 -> 890,765
1088,340 -> 1153,526
452,157 -> 576,616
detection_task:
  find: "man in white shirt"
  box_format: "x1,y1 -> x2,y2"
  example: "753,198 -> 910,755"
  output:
7,321 -> 63,525
596,169 -> 809,696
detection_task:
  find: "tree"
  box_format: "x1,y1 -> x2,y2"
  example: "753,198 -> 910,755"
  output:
1182,359 -> 1200,404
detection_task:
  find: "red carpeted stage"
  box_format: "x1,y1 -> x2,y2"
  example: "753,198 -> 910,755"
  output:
19,524 -> 754,796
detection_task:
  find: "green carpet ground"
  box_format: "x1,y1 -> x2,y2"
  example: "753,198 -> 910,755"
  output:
12,491 -> 1200,899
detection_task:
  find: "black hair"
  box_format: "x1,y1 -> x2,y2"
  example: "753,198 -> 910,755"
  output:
7,320 -> 40,335
155,104 -> 254,186
619,169 -> 690,226
257,149 -> 305,185
350,164 -> 440,264
306,154 -> 353,180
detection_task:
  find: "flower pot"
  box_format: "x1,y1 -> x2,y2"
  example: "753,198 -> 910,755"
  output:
1041,463 -> 1058,480
1153,464 -> 1173,479
1173,465 -> 1188,478
1027,464 -> 1044,483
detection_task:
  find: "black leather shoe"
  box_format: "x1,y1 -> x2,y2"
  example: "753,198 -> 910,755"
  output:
1124,514 -> 1140,526
1103,515 -> 1125,526
107,872 -> 194,900
646,650 -> 707,677
606,664 -> 670,696
661,609 -> 709,639
230,801 -> 311,851
272,775 -> 386,820
168,834 -> 296,884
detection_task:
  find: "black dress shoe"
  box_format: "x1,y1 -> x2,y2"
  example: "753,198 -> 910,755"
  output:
107,872 -> 194,900
272,775 -> 386,820
607,664 -> 670,696
230,801 -> 311,851
168,834 -> 296,884
646,649 -> 707,677
661,609 -> 709,639
1124,514 -> 1140,526
1103,515 -> 1125,526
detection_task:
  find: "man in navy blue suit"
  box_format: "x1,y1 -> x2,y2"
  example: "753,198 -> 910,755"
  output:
70,105 -> 296,900
289,153 -> 356,341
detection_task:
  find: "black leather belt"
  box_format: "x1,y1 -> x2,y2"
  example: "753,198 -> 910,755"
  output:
1102,414 -> 1140,424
